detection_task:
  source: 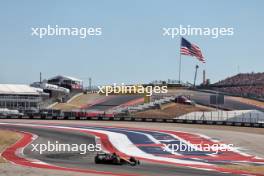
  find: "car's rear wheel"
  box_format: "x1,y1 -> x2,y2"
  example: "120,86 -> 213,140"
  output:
94,156 -> 100,164
113,156 -> 121,165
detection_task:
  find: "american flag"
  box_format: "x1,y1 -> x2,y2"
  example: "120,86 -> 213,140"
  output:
180,37 -> 205,63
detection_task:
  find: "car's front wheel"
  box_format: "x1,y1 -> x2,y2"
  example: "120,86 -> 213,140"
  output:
129,157 -> 140,166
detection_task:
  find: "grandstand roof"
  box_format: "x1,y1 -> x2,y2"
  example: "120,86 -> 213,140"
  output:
0,84 -> 41,95
48,75 -> 82,82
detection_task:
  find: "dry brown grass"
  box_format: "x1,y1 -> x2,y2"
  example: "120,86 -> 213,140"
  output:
220,164 -> 264,175
53,93 -> 103,111
0,130 -> 21,163
132,103 -> 212,118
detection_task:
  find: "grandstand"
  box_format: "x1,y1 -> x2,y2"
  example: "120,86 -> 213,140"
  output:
30,75 -> 84,107
211,72 -> 264,100
0,84 -> 45,111
47,75 -> 83,91
31,82 -> 70,94
215,72 -> 264,86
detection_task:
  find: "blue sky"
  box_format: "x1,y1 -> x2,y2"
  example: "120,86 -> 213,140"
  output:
0,0 -> 263,86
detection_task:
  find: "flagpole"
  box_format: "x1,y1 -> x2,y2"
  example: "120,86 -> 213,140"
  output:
178,37 -> 182,84
178,53 -> 182,83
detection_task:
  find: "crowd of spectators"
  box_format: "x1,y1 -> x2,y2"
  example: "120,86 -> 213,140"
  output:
215,72 -> 264,86
213,73 -> 264,99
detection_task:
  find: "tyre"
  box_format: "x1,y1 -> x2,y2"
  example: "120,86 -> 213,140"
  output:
137,160 -> 140,165
94,156 -> 100,164
129,157 -> 139,166
113,156 -> 121,165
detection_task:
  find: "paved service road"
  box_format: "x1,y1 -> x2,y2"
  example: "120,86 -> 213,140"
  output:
176,90 -> 264,112
86,95 -> 143,111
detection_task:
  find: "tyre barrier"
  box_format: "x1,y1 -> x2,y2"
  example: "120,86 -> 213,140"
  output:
0,115 -> 264,128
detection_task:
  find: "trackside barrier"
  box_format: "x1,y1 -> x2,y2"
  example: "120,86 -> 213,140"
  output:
0,115 -> 263,128
179,110 -> 264,123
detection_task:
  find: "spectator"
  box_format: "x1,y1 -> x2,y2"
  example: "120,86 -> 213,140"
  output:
212,72 -> 264,99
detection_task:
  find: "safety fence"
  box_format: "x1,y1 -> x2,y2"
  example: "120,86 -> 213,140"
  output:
0,114 -> 263,128
177,110 -> 264,123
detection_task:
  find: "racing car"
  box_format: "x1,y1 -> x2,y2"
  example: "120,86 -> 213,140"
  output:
94,152 -> 140,166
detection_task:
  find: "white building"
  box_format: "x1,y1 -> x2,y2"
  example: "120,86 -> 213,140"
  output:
0,84 -> 43,110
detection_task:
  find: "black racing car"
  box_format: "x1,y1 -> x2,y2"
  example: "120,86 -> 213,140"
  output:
94,152 -> 140,166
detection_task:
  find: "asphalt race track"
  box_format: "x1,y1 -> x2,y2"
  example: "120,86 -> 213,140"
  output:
180,90 -> 264,112
0,121 -> 243,176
